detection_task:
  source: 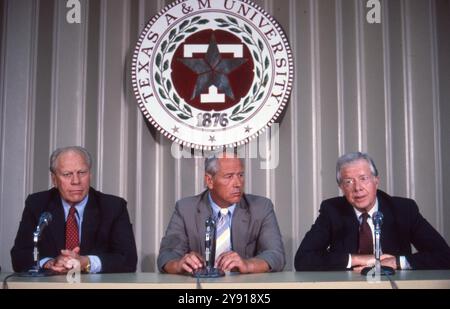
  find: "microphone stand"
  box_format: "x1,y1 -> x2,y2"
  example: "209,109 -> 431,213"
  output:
362,213 -> 395,277
194,217 -> 225,278
18,224 -> 53,277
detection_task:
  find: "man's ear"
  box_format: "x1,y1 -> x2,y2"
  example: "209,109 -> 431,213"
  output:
51,173 -> 57,188
205,173 -> 214,190
373,176 -> 380,187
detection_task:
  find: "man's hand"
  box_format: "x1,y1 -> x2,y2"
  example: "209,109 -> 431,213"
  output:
351,254 -> 375,273
215,251 -> 269,273
163,251 -> 204,274
380,254 -> 397,269
351,254 -> 398,273
43,247 -> 89,274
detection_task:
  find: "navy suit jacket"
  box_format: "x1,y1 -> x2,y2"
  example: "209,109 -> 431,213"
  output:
295,190 -> 450,270
11,187 -> 138,273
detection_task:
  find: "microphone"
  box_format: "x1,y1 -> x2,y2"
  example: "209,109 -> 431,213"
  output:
372,211 -> 383,260
34,212 -> 53,239
373,211 -> 383,229
193,216 -> 224,278
204,216 -> 216,270
18,212 -> 54,277
361,210 -> 395,277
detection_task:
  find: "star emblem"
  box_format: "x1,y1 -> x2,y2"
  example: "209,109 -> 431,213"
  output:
244,126 -> 252,133
179,34 -> 247,100
172,126 -> 179,133
209,135 -> 216,142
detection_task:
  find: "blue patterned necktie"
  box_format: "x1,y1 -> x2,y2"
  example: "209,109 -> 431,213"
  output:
215,208 -> 231,260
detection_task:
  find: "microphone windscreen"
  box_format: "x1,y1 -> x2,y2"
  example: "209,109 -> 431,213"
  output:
372,211 -> 383,226
39,212 -> 53,225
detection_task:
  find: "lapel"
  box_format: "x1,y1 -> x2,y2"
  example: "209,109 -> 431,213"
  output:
47,189 -> 66,252
195,191 -> 213,255
80,188 -> 99,253
341,198 -> 360,253
231,194 -> 251,254
377,191 -> 396,253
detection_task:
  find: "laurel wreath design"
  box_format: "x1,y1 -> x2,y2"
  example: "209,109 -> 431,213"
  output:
155,16 -> 209,120
215,17 -> 270,122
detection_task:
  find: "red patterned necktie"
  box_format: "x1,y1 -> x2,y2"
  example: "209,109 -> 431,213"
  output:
65,206 -> 79,250
358,212 -> 373,254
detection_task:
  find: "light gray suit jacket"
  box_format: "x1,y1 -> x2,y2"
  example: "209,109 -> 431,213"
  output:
157,190 -> 286,272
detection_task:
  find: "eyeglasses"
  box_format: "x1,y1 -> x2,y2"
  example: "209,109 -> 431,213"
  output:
56,170 -> 89,180
340,175 -> 372,188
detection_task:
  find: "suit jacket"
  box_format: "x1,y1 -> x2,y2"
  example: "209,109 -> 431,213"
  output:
295,190 -> 450,270
157,190 -> 286,272
11,187 -> 138,273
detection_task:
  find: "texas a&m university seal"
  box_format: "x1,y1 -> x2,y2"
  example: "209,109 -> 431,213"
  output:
132,0 -> 293,149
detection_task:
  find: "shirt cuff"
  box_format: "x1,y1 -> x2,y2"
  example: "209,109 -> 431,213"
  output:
399,256 -> 412,270
88,255 -> 102,273
346,254 -> 352,269
39,257 -> 53,268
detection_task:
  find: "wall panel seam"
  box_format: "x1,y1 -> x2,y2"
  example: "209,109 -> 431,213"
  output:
120,0 -> 130,199
0,0 -> 9,268
355,0 -> 367,150
25,0 -> 38,197
49,0 -> 61,176
79,0 -> 89,146
382,0 -> 393,194
96,0 -> 107,190
335,0 -> 345,155
400,0 -> 414,198
429,0 -> 443,233
288,0 -> 299,262
310,0 -> 321,219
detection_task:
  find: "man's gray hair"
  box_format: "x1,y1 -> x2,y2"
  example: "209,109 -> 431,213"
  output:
336,152 -> 378,184
205,156 -> 245,176
50,146 -> 92,173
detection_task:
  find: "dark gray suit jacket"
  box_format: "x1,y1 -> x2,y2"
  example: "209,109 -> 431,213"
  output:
157,190 -> 286,272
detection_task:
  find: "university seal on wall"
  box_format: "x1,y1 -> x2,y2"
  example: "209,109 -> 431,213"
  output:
132,0 -> 293,149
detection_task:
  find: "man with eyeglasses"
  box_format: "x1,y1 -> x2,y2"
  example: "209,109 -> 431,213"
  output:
157,154 -> 285,274
11,146 -> 137,274
295,152 -> 450,272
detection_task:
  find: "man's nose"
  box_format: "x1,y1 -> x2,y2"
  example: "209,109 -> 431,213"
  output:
232,175 -> 242,187
71,173 -> 81,184
353,180 -> 363,191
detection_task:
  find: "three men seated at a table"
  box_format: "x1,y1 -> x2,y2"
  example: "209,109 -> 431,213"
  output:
10,147 -> 450,274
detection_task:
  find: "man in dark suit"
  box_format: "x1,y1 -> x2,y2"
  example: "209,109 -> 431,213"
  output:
11,146 -> 137,273
295,152 -> 450,272
158,155 -> 285,274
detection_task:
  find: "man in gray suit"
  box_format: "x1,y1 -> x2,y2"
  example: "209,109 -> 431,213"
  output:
157,155 -> 285,274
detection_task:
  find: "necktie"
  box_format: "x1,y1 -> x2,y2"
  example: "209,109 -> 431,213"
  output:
215,208 -> 231,260
65,206 -> 79,250
358,212 -> 373,254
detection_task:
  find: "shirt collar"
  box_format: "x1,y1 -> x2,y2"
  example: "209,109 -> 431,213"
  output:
61,194 -> 89,220
208,192 -> 236,218
353,198 -> 378,219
